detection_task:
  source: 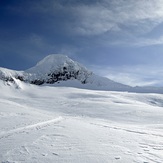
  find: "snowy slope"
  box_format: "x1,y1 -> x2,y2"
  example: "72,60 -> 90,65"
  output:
0,81 -> 163,163
0,67 -> 23,82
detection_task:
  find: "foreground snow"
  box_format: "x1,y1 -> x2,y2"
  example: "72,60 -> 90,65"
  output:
0,82 -> 163,163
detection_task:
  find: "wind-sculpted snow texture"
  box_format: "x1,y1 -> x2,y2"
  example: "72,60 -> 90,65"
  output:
0,80 -> 163,163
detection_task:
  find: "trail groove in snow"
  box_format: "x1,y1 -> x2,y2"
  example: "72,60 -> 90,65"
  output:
0,116 -> 63,139
91,123 -> 163,138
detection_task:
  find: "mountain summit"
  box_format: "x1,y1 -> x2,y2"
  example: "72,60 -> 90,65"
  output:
26,54 -> 90,75
0,54 -> 130,91
25,54 -> 92,85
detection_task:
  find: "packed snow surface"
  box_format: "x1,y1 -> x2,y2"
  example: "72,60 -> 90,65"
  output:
0,81 -> 163,163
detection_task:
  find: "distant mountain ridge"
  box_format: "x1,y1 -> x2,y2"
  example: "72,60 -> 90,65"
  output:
0,54 -> 163,93
0,54 -> 130,90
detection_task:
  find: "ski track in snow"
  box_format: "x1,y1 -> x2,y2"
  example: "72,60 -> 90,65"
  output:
91,122 -> 163,138
1,116 -> 163,163
0,116 -> 63,140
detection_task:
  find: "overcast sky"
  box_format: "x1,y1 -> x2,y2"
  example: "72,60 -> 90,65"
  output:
1,0 -> 163,86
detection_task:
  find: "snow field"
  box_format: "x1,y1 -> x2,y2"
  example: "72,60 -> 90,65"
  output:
0,83 -> 163,162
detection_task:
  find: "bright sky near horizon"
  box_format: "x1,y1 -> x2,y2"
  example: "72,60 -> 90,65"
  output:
1,0 -> 163,86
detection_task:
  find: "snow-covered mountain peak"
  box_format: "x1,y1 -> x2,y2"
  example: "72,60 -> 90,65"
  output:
36,54 -> 71,67
23,54 -> 92,85
26,54 -> 90,75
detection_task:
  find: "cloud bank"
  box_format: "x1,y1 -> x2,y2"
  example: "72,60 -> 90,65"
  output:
1,0 -> 163,86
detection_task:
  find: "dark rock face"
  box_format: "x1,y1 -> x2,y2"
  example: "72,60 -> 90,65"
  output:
29,68 -> 89,85
4,77 -> 14,82
16,76 -> 24,81
31,80 -> 44,85
46,69 -> 80,84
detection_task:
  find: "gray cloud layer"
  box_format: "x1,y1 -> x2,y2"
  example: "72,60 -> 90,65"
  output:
1,0 -> 163,86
